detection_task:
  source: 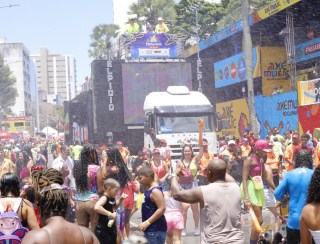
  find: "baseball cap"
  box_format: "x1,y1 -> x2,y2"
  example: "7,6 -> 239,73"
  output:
160,139 -> 167,144
158,17 -> 163,21
242,138 -> 249,142
254,140 -> 272,153
228,140 -> 236,145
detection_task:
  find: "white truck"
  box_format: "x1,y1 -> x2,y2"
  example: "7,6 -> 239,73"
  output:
143,86 -> 217,160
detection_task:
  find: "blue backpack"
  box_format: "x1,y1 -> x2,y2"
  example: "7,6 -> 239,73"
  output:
0,198 -> 29,244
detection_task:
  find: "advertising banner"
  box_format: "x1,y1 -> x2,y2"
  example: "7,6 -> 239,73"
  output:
297,78 -> 320,106
296,37 -> 320,63
199,19 -> 251,51
252,0 -> 301,23
214,47 -> 261,88
298,104 -> 320,138
255,91 -> 298,139
124,34 -> 177,58
216,98 -> 251,138
122,63 -> 192,124
261,47 -> 291,96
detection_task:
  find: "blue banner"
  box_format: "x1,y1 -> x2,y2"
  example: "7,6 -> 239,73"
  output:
255,91 -> 298,139
199,15 -> 253,51
214,47 -> 260,88
296,37 -> 320,63
124,34 -> 177,58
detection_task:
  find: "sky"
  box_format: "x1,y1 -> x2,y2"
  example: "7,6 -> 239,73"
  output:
0,0 -> 114,86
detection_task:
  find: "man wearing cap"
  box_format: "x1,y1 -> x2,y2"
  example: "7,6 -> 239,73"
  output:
125,16 -> 140,34
284,133 -> 300,171
220,140 -> 236,159
116,141 -> 130,164
159,139 -> 171,163
241,138 -> 251,157
155,17 -> 169,34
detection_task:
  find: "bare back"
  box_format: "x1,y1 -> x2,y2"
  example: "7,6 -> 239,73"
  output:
21,218 -> 99,244
302,204 -> 320,230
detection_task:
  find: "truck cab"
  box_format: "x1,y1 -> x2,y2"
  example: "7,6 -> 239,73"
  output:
143,86 -> 217,160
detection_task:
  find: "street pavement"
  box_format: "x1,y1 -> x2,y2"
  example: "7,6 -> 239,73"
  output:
129,206 -> 278,243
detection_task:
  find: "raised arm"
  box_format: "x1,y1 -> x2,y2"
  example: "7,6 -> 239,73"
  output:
171,175 -> 204,206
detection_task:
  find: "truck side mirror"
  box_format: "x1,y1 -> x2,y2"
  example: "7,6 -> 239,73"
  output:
144,115 -> 151,134
144,121 -> 150,134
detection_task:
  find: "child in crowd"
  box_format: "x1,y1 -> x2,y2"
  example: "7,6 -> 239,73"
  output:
164,182 -> 184,244
94,178 -> 128,244
122,176 -> 140,238
137,166 -> 167,244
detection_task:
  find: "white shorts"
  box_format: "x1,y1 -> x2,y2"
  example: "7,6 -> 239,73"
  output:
264,188 -> 277,208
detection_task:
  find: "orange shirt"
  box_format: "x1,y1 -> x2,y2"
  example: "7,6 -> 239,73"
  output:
284,144 -> 296,171
199,151 -> 214,176
265,152 -> 280,173
241,145 -> 251,157
119,147 -> 130,163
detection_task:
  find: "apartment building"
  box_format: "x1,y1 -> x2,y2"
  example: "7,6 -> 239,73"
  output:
31,48 -> 77,104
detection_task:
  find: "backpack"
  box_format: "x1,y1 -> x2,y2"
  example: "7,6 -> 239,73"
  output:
0,198 -> 29,244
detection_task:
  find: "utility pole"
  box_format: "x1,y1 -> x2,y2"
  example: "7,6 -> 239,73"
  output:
242,0 -> 257,135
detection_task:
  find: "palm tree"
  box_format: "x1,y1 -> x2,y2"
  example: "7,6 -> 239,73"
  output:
128,0 -> 177,29
88,24 -> 120,60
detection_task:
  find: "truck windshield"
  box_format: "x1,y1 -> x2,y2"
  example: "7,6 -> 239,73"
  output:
157,115 -> 213,134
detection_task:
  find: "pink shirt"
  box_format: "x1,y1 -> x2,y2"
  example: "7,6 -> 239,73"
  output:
123,180 -> 139,210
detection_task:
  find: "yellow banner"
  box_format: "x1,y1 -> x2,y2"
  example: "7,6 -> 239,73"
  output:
297,79 -> 320,106
261,47 -> 291,96
254,0 -> 301,22
216,98 -> 250,138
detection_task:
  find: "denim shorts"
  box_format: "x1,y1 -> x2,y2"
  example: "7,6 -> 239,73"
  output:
180,180 -> 198,190
144,231 -> 166,244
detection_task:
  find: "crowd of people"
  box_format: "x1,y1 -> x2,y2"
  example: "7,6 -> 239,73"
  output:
0,125 -> 319,243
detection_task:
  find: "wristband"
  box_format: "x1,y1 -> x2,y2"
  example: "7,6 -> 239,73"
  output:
171,173 -> 177,177
146,220 -> 151,225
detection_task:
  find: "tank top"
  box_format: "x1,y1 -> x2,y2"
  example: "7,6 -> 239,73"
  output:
151,160 -> 166,180
76,165 -> 99,201
164,195 -> 182,212
200,182 -> 244,243
142,186 -> 167,232
97,195 -> 116,229
249,155 -> 262,177
179,160 -> 197,184
310,230 -> 320,244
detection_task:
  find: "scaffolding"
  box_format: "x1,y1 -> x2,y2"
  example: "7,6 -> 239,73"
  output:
282,8 -> 297,90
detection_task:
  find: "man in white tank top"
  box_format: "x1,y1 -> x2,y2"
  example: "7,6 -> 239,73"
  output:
171,159 -> 244,243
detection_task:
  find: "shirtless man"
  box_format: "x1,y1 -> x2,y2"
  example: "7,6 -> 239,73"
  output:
22,168 -> 99,244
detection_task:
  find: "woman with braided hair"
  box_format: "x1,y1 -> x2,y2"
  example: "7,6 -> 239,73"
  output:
21,168 -> 99,244
73,144 -> 104,231
300,165 -> 320,244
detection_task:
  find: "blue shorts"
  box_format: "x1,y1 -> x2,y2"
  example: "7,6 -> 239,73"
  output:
180,180 -> 198,190
144,231 -> 166,244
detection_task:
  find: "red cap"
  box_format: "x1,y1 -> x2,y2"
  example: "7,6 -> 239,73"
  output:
254,140 -> 272,153
160,139 -> 167,144
152,149 -> 160,155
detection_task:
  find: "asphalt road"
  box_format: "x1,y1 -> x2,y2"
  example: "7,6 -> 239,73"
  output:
129,206 -> 278,243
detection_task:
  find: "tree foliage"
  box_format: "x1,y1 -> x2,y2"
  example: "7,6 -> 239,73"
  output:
128,0 -> 177,29
217,0 -> 275,30
88,24 -> 120,60
175,0 -> 223,40
0,56 -> 18,115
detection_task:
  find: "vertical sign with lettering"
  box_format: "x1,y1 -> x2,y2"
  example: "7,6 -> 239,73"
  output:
92,60 -> 125,133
